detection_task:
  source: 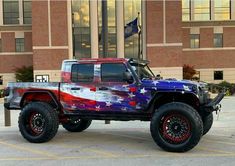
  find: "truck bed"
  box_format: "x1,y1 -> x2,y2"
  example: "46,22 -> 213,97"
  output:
4,82 -> 60,109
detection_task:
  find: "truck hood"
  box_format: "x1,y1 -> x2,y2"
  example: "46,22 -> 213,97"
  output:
141,79 -> 200,94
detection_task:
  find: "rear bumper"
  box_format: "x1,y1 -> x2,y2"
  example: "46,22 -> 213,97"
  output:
202,93 -> 225,113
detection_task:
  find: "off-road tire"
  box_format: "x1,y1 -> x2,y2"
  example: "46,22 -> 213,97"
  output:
62,118 -> 92,132
18,102 -> 59,143
150,102 -> 203,152
202,113 -> 213,135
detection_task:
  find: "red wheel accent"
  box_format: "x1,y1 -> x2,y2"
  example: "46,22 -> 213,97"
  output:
29,112 -> 45,136
161,113 -> 191,144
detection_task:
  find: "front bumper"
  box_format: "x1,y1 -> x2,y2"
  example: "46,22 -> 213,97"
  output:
202,93 -> 225,113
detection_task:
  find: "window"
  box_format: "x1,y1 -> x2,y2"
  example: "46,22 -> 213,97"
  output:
182,0 -> 191,21
214,0 -> 230,20
214,34 -> 223,48
3,0 -> 19,24
190,34 -> 200,48
0,76 -> 3,85
15,38 -> 25,52
101,63 -> 127,82
194,0 -> 210,21
23,0 -> 32,24
214,71 -> 223,80
0,39 -> 2,52
71,64 -> 94,82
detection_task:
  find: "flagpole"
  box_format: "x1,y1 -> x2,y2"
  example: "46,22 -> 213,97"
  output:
137,12 -> 141,60
102,0 -> 108,58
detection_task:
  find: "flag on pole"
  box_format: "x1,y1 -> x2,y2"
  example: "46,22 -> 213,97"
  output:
124,17 -> 139,38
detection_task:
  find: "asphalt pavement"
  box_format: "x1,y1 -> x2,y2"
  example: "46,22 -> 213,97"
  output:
0,97 -> 234,166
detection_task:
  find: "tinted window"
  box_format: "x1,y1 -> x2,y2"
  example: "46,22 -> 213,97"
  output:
214,71 -> 223,80
71,64 -> 94,82
101,63 -> 127,82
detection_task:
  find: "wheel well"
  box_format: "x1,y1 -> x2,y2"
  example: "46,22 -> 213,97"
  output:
20,91 -> 60,110
151,92 -> 200,112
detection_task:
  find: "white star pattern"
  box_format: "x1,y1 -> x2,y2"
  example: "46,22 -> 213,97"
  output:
105,101 -> 112,107
95,105 -> 100,110
117,98 -> 124,103
121,107 -> 127,111
140,88 -> 147,94
129,93 -> 135,98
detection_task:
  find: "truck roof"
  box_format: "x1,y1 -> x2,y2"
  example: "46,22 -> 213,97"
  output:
63,58 -> 149,64
62,58 -> 127,64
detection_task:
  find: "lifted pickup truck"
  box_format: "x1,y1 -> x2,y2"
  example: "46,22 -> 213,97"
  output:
4,58 -> 224,152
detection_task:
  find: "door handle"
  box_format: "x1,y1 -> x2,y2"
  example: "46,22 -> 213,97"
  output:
98,87 -> 109,90
71,87 -> 80,90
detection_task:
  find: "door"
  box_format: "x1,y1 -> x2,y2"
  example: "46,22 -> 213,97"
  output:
60,63 -> 97,112
96,62 -> 147,113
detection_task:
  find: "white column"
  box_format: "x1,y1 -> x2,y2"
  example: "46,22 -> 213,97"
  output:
116,0 -> 125,58
232,0 -> 235,20
141,0 -> 146,60
191,0 -> 195,21
19,0 -> 23,25
67,0 -> 73,59
0,0 -> 3,25
89,0 -> 99,58
210,0 -> 215,20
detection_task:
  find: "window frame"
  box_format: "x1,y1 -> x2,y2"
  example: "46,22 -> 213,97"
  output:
71,63 -> 95,83
3,0 -> 20,25
101,63 -> 128,83
214,33 -> 223,48
190,34 -> 200,49
23,0 -> 32,24
15,38 -> 25,52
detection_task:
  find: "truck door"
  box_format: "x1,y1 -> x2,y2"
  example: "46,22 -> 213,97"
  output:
96,62 -> 141,112
60,63 -> 97,112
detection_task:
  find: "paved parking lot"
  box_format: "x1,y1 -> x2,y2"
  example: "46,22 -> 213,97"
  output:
0,97 -> 235,166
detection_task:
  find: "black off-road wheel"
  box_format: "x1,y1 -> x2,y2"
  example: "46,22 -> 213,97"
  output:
62,118 -> 92,132
150,102 -> 203,152
18,102 -> 59,143
202,113 -> 213,135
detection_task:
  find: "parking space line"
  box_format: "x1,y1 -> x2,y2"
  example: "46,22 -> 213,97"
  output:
196,147 -> 233,154
85,148 -> 118,158
0,157 -> 52,161
204,139 -> 235,146
0,140 -> 59,159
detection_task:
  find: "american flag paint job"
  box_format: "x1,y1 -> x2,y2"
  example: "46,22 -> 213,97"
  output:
5,58 -> 200,115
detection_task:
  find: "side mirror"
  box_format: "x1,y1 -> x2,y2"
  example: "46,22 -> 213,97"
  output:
123,72 -> 134,84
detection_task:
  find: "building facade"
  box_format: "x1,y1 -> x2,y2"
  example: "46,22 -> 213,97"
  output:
0,0 -> 235,89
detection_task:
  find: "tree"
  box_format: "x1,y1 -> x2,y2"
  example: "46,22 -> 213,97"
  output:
15,66 -> 34,82
183,64 -> 196,80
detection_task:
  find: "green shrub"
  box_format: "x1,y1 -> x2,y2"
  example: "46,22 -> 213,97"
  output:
208,81 -> 235,96
15,66 -> 33,82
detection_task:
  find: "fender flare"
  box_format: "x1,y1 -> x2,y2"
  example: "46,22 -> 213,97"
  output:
146,91 -> 200,113
20,90 -> 61,110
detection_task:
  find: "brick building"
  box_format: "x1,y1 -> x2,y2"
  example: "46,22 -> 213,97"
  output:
0,0 -> 235,89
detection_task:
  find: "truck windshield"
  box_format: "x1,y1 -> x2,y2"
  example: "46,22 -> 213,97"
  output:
131,64 -> 155,80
